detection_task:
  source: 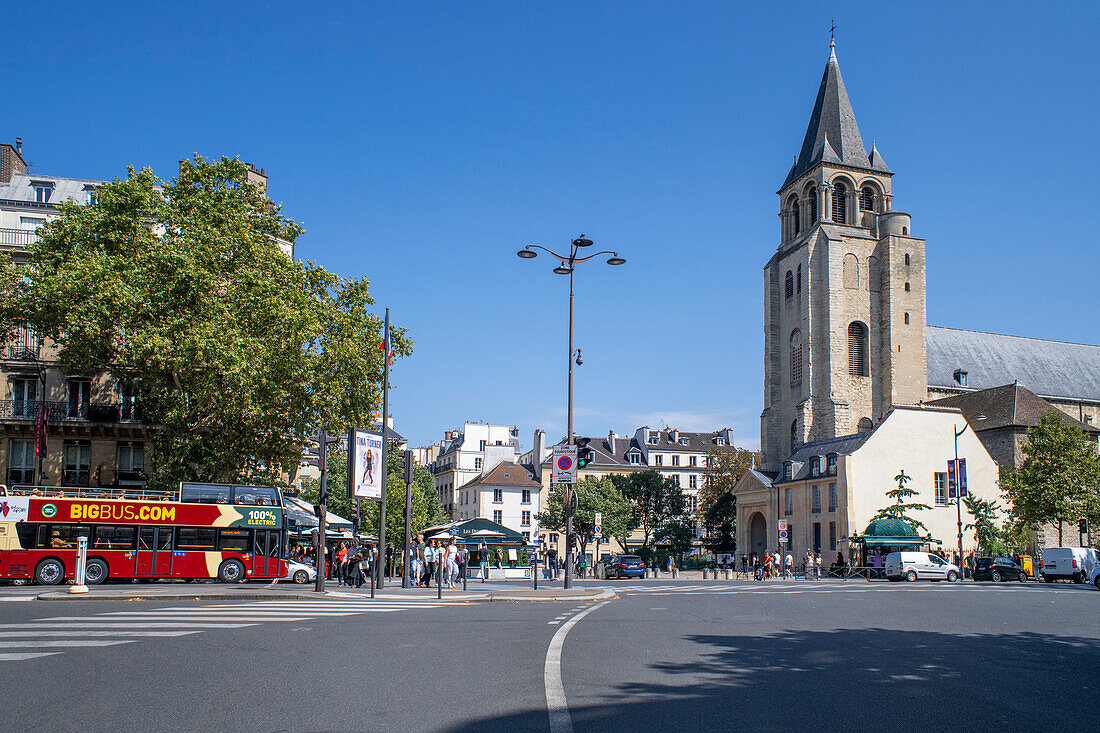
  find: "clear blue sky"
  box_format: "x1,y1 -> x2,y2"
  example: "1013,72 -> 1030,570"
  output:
7,3 -> 1099,451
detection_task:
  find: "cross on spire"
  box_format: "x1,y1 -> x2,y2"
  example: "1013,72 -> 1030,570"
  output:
830,18 -> 838,44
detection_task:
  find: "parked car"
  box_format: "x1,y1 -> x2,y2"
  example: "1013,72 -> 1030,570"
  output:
1090,566 -> 1100,591
1040,547 -> 1100,584
884,551 -> 960,582
282,559 -> 317,584
972,557 -> 1029,582
604,555 -> 646,579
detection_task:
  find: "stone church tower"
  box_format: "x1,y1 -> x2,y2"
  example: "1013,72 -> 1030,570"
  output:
761,42 -> 928,472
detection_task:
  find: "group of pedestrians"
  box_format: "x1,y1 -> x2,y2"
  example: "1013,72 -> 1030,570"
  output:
408,535 -> 468,588
335,541 -> 374,588
744,549 -> 823,580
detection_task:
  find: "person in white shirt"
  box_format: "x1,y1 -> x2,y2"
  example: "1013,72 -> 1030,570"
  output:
445,539 -> 459,588
424,541 -> 436,587
783,552 -> 793,579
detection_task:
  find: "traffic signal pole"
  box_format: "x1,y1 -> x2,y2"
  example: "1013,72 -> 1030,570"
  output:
564,264 -> 575,590
314,431 -> 328,593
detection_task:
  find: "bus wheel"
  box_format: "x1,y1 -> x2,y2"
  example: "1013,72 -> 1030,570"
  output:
35,558 -> 65,586
218,559 -> 246,583
85,558 -> 109,585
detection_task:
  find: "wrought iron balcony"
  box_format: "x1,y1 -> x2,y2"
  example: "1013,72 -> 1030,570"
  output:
0,399 -> 146,424
0,227 -> 40,247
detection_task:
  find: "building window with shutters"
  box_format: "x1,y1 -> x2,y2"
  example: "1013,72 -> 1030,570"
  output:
689,475 -> 697,490
847,322 -> 868,376
832,183 -> 847,223
689,455 -> 697,467
784,488 -> 793,516
829,482 -> 838,512
7,438 -> 34,484
117,442 -> 144,481
812,485 -> 821,513
934,472 -> 948,506
493,488 -> 503,503
653,454 -> 663,466
672,454 -> 680,467
63,440 -> 91,486
521,489 -> 531,504
493,510 -> 502,523
522,511 -> 531,526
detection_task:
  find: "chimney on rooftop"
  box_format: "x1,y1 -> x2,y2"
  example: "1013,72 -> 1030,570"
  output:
1,139 -> 28,184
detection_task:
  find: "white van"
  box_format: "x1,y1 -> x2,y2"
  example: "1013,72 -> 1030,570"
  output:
885,551 -> 960,582
1040,547 -> 1100,584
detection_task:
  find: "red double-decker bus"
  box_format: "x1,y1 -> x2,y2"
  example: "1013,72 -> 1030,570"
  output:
0,482 -> 287,585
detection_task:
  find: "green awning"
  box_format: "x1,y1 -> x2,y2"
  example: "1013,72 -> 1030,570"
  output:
861,537 -> 925,546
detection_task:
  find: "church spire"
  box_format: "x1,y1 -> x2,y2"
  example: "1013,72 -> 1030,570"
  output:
781,42 -> 885,189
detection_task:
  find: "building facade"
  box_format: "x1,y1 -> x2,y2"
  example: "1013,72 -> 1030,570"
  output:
455,461 -> 540,543
429,422 -> 521,516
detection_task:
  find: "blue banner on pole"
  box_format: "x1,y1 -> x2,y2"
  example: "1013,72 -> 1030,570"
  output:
948,460 -> 957,499
958,458 -> 967,498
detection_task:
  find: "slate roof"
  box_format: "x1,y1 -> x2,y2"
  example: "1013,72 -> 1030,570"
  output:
636,428 -> 737,452
781,43 -> 890,190
0,172 -> 101,207
461,461 -> 539,489
926,326 -> 1100,404
927,383 -> 1098,434
776,431 -> 874,484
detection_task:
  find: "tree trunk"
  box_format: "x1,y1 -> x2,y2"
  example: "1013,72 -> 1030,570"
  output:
1058,519 -> 1063,546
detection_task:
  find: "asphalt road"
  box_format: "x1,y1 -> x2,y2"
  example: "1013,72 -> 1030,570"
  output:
1,579 -> 1097,732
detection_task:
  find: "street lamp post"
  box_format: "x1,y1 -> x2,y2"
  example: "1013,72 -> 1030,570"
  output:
518,235 -> 626,590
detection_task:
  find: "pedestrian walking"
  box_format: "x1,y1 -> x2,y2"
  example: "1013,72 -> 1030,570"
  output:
783,551 -> 793,579
457,542 -> 468,585
547,547 -> 558,580
479,543 -> 489,582
815,552 -> 823,579
424,540 -> 437,587
446,538 -> 459,588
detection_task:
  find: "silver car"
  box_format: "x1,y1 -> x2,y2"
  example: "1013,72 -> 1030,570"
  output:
282,560 -> 317,584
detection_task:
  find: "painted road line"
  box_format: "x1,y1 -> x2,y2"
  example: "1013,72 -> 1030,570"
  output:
0,622 -> 255,629
0,640 -> 137,648
39,615 -> 313,623
0,652 -> 63,661
545,601 -> 610,733
0,630 -> 203,638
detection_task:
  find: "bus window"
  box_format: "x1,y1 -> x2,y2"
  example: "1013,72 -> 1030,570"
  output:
157,527 -> 174,550
268,530 -> 283,558
177,528 -> 216,551
138,527 -> 154,550
180,483 -> 231,505
37,525 -> 88,549
93,526 -> 137,550
255,486 -> 279,507
219,529 -> 249,552
16,523 -> 37,549
235,489 -> 258,506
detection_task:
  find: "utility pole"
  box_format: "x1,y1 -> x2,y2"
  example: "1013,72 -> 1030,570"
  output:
377,308 -> 391,588
402,450 -> 414,588
314,430 -> 329,593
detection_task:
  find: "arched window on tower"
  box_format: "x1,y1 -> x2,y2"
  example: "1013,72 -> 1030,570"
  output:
793,199 -> 801,235
832,183 -> 848,224
790,329 -> 802,384
857,417 -> 874,433
785,270 -> 794,300
847,321 -> 868,376
860,187 -> 875,212
808,187 -> 818,223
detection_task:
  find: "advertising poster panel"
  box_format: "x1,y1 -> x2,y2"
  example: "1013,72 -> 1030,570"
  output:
349,428 -> 384,500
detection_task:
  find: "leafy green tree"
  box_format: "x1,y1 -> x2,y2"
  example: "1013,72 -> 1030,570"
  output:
302,443 -> 445,543
963,494 -> 1002,556
702,492 -> 737,552
537,476 -> 634,560
0,156 -> 408,488
612,469 -> 687,549
699,447 -> 755,512
656,518 -> 696,556
871,469 -> 932,532
1002,412 -> 1100,545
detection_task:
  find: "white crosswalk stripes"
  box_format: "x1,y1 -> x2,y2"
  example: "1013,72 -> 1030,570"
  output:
0,595 -> 460,663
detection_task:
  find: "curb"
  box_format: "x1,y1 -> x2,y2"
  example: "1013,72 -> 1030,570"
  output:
35,592 -> 318,602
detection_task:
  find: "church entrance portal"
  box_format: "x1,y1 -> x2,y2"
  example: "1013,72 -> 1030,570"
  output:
749,512 -> 767,555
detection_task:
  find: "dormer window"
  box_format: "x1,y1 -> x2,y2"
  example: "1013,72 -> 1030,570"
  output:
714,437 -> 726,447
648,433 -> 659,445
826,453 -> 838,475
954,369 -> 968,387
678,437 -> 689,446
83,184 -> 98,205
627,452 -> 641,465
809,456 -> 820,477
32,181 -> 54,204
784,461 -> 793,481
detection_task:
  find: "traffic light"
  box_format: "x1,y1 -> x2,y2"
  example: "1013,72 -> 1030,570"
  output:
313,504 -> 324,519
402,450 -> 415,483
1079,518 -> 1089,534
576,438 -> 594,469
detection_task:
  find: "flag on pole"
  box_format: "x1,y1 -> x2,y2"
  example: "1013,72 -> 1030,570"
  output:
379,312 -> 394,366
947,459 -> 956,499
957,458 -> 967,498
35,403 -> 49,458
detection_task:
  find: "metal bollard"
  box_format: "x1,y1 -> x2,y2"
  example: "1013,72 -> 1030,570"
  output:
70,535 -> 89,594
438,561 -> 443,600
701,568 -> 709,580
723,568 -> 730,581
370,562 -> 375,598
462,563 -> 467,591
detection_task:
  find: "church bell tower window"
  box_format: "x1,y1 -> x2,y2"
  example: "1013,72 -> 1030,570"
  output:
860,187 -> 874,211
832,183 -> 847,224
847,322 -> 868,376
785,271 -> 794,300
809,187 -> 818,223
793,199 -> 801,235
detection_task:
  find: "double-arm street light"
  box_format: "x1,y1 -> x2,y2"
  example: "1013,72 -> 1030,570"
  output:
517,235 -> 626,589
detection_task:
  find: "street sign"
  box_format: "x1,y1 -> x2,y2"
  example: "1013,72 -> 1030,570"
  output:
552,445 -> 578,484
594,511 -> 603,539
778,519 -> 788,543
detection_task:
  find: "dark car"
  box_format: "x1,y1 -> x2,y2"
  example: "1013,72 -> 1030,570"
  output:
972,557 -> 1029,582
604,555 -> 646,579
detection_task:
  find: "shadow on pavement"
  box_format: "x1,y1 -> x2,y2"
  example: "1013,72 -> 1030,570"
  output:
441,627 -> 1099,732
